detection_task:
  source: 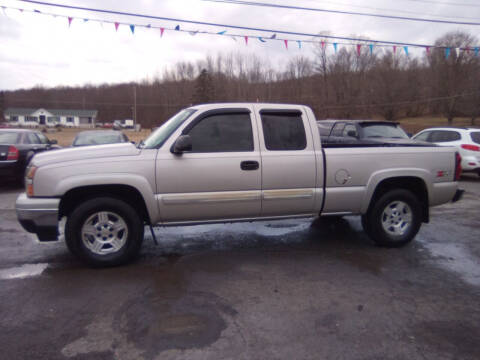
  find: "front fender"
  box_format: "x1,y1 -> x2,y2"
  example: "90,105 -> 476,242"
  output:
53,174 -> 160,223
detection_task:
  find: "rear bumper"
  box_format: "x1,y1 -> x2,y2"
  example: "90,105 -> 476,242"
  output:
16,193 -> 60,241
0,161 -> 20,177
452,189 -> 464,203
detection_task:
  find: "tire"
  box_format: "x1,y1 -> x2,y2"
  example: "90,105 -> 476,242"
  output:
362,189 -> 422,248
65,197 -> 144,267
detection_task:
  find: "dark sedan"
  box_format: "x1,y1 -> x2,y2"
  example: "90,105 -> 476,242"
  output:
0,129 -> 59,183
72,130 -> 129,147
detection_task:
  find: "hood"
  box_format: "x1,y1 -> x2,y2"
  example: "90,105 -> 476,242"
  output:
32,143 -> 141,167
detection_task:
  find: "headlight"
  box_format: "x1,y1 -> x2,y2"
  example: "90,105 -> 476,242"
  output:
25,165 -> 37,197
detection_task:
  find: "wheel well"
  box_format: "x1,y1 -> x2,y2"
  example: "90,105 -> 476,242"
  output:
369,177 -> 429,223
59,185 -> 150,223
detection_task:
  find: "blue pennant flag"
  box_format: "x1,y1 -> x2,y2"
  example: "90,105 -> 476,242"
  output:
445,47 -> 450,59
297,40 -> 302,49
404,46 -> 409,55
130,24 -> 135,34
258,37 -> 266,43
175,25 -> 180,30
270,34 -> 276,39
217,30 -> 227,35
475,47 -> 479,57
333,43 -> 337,53
83,18 -> 88,22
369,44 -> 373,54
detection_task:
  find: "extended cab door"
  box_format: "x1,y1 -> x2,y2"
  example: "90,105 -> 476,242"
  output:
155,107 -> 262,223
254,106 -> 318,216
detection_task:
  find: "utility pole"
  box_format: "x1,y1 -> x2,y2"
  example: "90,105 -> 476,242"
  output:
133,85 -> 137,131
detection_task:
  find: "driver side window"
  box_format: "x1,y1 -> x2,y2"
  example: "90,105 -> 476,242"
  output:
187,113 -> 254,153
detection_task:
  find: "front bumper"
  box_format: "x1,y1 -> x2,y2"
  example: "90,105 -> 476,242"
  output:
16,193 -> 60,241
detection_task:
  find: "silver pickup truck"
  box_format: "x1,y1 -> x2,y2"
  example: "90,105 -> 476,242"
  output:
16,103 -> 463,266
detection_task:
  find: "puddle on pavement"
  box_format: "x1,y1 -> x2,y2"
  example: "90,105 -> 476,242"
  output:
419,240 -> 480,286
0,263 -> 48,280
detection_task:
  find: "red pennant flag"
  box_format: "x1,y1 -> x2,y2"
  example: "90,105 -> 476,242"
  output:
244,36 -> 248,45
356,44 -> 361,55
321,41 -> 325,49
465,47 -> 471,54
160,27 -> 164,37
393,45 -> 397,54
425,46 -> 430,55
114,22 -> 119,31
284,39 -> 288,50
68,17 -> 73,27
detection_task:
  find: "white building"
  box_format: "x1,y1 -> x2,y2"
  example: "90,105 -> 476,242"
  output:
4,108 -> 98,128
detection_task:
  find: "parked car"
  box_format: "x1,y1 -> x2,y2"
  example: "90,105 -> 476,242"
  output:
16,103 -> 462,267
113,119 -> 134,130
72,130 -> 129,147
0,129 -> 59,183
0,123 -> 10,129
317,120 -> 415,146
102,122 -> 113,129
412,127 -> 480,176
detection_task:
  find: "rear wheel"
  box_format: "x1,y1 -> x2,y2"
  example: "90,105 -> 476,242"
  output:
362,189 -> 422,248
65,197 -> 144,267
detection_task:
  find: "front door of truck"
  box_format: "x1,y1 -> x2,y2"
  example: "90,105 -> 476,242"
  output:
255,106 -> 317,216
155,107 -> 262,223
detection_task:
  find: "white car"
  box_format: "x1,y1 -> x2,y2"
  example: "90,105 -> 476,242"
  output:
413,127 -> 480,176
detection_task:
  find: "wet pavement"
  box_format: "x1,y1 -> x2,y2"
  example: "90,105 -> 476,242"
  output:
0,177 -> 479,360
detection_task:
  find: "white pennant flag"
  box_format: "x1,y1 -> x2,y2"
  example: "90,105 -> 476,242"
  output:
455,47 -> 460,57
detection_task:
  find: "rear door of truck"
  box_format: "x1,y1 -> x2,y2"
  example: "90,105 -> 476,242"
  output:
254,105 -> 318,216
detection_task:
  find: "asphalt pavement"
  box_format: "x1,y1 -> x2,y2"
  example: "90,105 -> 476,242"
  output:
0,177 -> 479,360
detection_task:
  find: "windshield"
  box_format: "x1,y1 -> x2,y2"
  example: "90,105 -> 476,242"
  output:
73,132 -> 124,146
361,124 -> 409,139
143,109 -> 196,148
0,132 -> 20,144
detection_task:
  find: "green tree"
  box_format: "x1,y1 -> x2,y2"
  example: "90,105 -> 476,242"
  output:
192,69 -> 214,105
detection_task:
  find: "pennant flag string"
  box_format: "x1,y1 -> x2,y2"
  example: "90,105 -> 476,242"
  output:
4,4 -> 480,55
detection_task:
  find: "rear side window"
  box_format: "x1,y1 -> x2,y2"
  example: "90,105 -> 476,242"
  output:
343,124 -> 358,137
430,130 -> 461,142
188,113 -> 253,152
261,112 -> 307,150
470,132 -> 480,144
26,133 -> 41,144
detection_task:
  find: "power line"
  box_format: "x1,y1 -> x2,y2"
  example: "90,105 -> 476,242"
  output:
296,0 -> 480,20
203,0 -> 480,26
10,0 -> 475,48
398,0 -> 480,8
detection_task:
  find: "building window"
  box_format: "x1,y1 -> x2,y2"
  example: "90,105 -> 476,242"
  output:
66,117 -> 74,123
47,116 -> 60,123
26,116 -> 38,122
10,115 -> 18,122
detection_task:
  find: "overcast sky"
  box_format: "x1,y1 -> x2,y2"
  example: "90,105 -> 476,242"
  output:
0,0 -> 479,90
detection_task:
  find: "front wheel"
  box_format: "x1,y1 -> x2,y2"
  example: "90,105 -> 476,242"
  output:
65,197 -> 144,267
361,189 -> 422,248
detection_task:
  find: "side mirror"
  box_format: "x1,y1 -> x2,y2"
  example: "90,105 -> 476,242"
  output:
171,135 -> 192,154
49,139 -> 58,145
347,130 -> 358,138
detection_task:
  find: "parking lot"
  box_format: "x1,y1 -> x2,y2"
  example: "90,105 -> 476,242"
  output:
0,177 -> 479,360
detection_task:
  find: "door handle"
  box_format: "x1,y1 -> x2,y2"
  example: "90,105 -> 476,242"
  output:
240,160 -> 259,171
